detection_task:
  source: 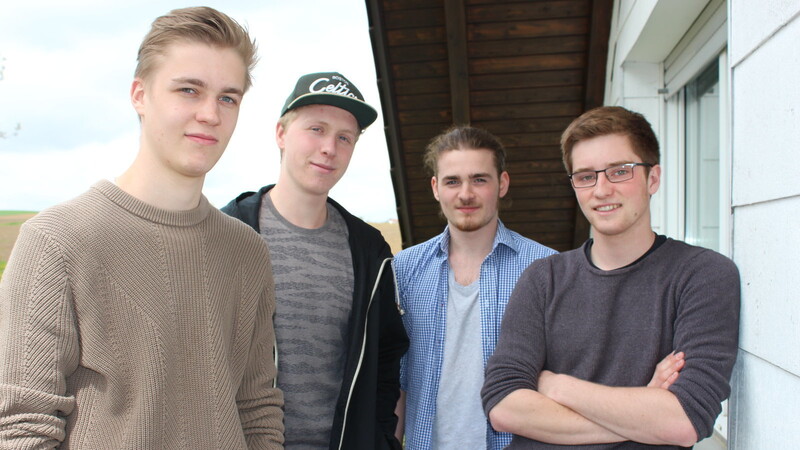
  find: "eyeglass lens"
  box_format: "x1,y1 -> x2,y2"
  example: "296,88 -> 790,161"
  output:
571,164 -> 638,188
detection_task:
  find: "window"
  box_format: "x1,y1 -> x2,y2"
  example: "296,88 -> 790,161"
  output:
684,62 -> 720,251
664,50 -> 731,445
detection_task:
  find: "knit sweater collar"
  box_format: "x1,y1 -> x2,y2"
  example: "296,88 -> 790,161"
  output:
93,179 -> 212,227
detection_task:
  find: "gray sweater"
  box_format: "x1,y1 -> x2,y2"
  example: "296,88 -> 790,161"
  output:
482,238 -> 740,449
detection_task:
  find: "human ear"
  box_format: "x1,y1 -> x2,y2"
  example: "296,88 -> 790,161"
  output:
431,176 -> 440,201
275,121 -> 287,151
499,171 -> 510,198
648,164 -> 661,195
130,78 -> 146,117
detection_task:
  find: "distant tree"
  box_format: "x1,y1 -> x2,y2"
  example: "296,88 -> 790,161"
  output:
0,55 -> 21,139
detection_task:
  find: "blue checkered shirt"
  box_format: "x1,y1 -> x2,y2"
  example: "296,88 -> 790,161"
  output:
393,221 -> 557,449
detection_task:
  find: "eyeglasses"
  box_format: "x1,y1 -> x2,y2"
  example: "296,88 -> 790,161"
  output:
568,163 -> 653,188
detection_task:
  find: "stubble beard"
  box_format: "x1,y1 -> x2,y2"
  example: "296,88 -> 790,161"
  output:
446,202 -> 495,233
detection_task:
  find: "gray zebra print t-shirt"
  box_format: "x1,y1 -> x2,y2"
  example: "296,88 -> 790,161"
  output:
259,192 -> 354,448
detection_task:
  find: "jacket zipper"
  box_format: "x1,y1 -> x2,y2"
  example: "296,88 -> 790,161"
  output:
337,257 -> 392,450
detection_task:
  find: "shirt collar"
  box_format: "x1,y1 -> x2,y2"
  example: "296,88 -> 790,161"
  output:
437,219 -> 518,257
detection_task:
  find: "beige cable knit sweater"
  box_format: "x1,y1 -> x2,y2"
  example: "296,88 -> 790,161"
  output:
0,180 -> 284,449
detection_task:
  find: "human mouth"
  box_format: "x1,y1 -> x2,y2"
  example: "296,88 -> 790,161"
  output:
311,162 -> 335,173
595,204 -> 620,212
186,133 -> 218,145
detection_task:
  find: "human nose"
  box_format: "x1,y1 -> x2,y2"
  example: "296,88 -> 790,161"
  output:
593,171 -> 613,197
196,98 -> 221,126
320,135 -> 338,157
458,182 -> 475,201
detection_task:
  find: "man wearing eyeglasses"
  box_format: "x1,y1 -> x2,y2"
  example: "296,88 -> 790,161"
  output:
481,106 -> 740,449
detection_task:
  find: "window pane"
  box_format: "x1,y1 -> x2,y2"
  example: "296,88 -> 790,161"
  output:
685,63 -> 720,251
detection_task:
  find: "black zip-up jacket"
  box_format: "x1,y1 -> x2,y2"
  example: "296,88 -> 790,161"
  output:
221,185 -> 408,450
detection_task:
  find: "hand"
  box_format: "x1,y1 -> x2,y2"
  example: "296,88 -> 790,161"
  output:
648,351 -> 685,389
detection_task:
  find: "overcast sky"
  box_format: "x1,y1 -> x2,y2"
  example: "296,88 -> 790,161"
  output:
0,0 -> 401,222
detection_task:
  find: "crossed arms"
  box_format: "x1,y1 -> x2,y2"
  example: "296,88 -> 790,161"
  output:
481,247 -> 740,448
486,352 -> 698,446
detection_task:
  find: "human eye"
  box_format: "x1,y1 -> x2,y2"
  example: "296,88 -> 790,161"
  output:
178,87 -> 197,95
473,177 -> 488,184
338,134 -> 353,145
444,179 -> 460,186
609,165 -> 631,178
575,172 -> 596,183
219,95 -> 239,105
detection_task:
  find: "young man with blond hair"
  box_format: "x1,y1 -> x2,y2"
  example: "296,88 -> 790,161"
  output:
392,125 -> 556,449
482,106 -> 740,449
0,7 -> 283,448
223,72 -> 408,449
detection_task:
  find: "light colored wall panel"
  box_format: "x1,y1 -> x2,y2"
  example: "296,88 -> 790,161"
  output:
607,65 -> 624,106
732,197 -> 800,377
730,0 -> 800,65
731,14 -> 800,207
621,61 -> 661,97
628,0 -> 710,63
729,350 -> 800,449
621,96 -> 663,234
660,94 -> 684,240
613,0 -> 657,67
618,0 -> 636,26
621,98 -> 661,134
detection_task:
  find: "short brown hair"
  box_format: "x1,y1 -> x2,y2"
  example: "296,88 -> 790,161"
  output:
423,125 -> 507,177
560,106 -> 660,173
135,7 -> 258,92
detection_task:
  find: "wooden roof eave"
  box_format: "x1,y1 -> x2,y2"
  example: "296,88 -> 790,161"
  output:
366,0 -> 415,248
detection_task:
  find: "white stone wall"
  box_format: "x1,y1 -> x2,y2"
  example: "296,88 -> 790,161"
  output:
728,0 -> 800,447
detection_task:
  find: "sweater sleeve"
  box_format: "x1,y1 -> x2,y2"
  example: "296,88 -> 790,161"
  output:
481,260 -> 548,415
0,223 -> 80,448
668,249 -> 741,440
238,267 -> 285,449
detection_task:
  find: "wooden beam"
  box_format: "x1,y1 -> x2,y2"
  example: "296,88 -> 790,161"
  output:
466,0 -> 590,23
444,0 -> 470,125
470,70 -> 585,90
469,17 -> 589,40
365,0 -> 415,248
585,0 -> 613,111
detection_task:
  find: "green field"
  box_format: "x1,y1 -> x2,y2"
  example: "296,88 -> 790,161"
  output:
0,210 -> 36,216
0,211 -> 37,280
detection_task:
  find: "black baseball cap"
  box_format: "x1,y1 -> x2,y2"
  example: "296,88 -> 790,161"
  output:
280,71 -> 378,130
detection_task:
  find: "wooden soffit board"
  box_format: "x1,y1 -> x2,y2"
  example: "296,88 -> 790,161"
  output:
367,0 -> 613,251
